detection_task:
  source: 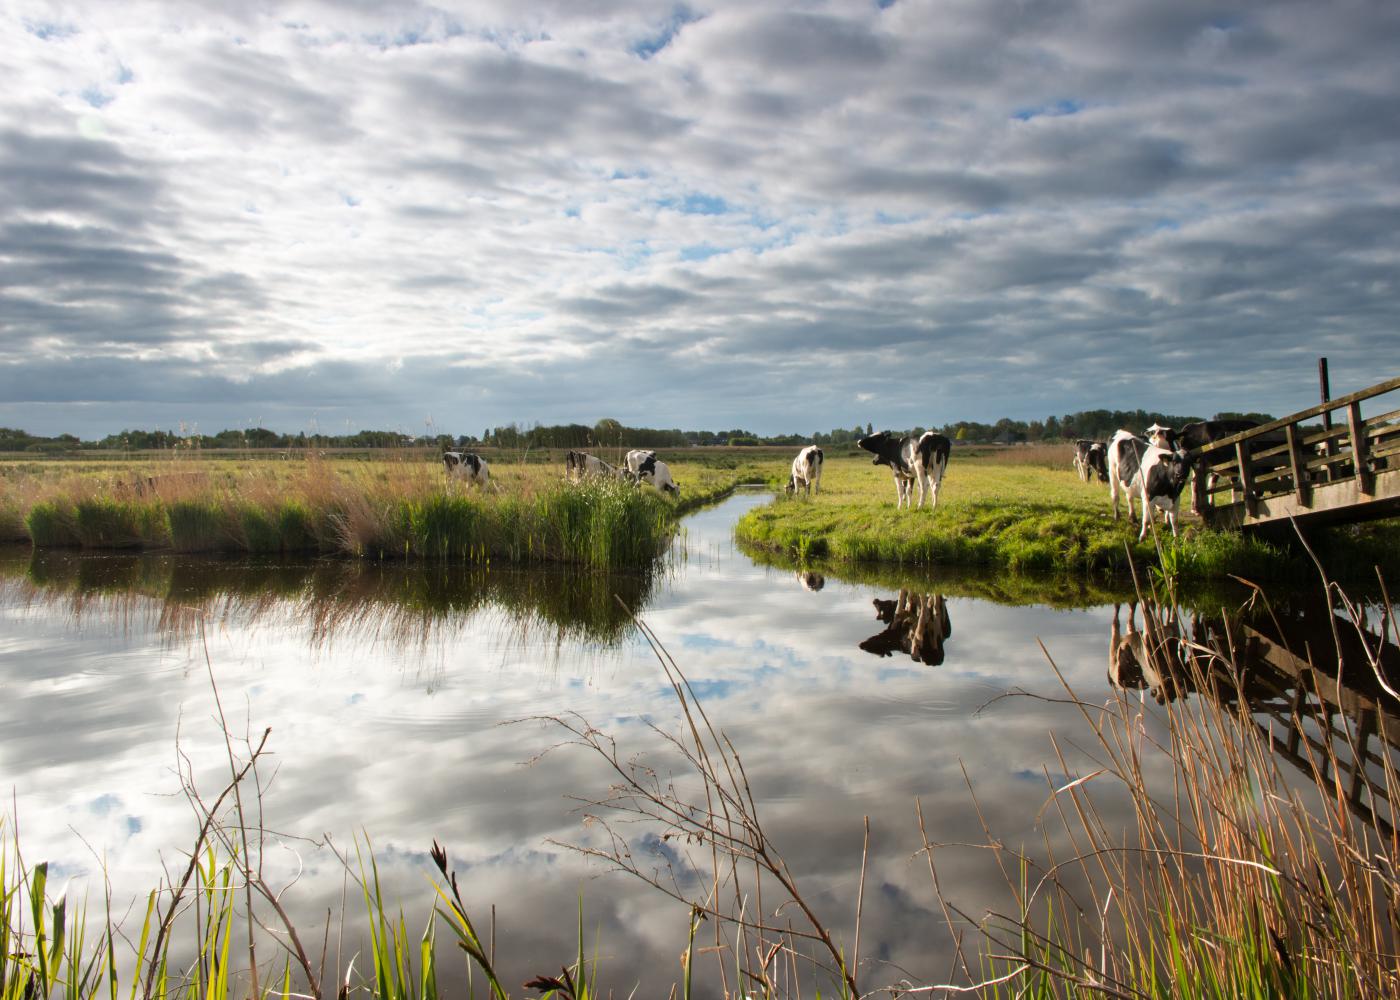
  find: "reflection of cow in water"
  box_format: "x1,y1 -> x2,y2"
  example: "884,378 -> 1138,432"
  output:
1108,602 -> 1190,704
796,571 -> 825,592
859,591 -> 952,665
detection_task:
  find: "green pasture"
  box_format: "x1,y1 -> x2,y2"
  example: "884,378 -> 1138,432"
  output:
736,450 -> 1307,580
4,446 -> 1395,580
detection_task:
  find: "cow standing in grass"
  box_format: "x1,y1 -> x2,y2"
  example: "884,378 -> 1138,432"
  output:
1073,439 -> 1109,483
443,451 -> 489,488
635,457 -> 680,496
1107,430 -> 1149,522
786,445 -> 824,496
857,431 -> 951,509
623,450 -> 658,483
565,450 -> 626,482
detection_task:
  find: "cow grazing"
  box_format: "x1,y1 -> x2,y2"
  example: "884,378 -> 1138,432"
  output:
856,430 -> 951,510
623,449 -> 659,483
1107,430 -> 1149,522
786,445 -> 824,496
636,457 -> 680,496
1134,444 -> 1193,540
443,451 -> 489,488
796,571 -> 826,592
1073,439 -> 1109,483
565,450 -> 625,482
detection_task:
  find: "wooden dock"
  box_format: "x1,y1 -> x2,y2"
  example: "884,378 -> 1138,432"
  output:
1189,374 -> 1400,531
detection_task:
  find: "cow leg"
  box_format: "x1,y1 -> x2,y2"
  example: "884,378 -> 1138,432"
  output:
1138,488 -> 1152,541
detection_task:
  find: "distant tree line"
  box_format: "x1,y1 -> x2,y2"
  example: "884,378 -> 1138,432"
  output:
0,409 -> 1280,454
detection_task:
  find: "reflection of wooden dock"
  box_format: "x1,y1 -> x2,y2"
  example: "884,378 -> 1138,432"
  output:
1210,606 -> 1400,838
1191,375 -> 1400,531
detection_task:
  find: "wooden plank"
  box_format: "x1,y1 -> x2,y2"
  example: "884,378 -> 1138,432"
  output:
1286,423 -> 1307,504
1349,400 -> 1372,495
1362,406 -> 1400,429
1215,464 -> 1400,530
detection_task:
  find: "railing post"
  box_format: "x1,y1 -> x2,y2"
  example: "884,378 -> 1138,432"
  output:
1347,400 -> 1372,495
1319,357 -> 1335,481
1236,439 -> 1256,517
1193,457 -> 1213,524
1285,423 -> 1308,505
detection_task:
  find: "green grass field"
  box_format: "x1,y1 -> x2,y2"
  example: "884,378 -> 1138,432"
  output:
736,447 -> 1313,580
4,444 -> 1395,581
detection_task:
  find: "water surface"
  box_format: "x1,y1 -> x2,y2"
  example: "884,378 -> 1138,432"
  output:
2,492 -> 1389,994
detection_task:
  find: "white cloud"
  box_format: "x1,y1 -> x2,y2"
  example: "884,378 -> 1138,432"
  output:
2,0 -> 1399,436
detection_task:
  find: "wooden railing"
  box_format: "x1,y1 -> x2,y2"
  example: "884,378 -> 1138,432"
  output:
1186,374 -> 1400,528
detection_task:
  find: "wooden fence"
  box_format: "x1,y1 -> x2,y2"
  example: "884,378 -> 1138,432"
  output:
1188,374 -> 1400,530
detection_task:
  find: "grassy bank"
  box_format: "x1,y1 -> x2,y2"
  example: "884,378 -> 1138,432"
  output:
735,448 -> 1392,580
0,452 -> 775,569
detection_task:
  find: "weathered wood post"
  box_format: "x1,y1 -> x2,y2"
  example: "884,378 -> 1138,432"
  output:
1319,356 -> 1335,480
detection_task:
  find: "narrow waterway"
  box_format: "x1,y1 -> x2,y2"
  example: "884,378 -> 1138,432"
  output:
1,491 -> 1386,995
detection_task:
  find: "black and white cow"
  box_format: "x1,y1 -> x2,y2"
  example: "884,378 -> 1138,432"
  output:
1107,430 -> 1149,522
856,431 -> 951,510
565,450 -> 625,482
1074,439 -> 1109,483
636,457 -> 680,496
443,451 -> 489,488
1133,444 -> 1193,540
623,449 -> 659,483
786,445 -> 824,496
1146,419 -> 1266,513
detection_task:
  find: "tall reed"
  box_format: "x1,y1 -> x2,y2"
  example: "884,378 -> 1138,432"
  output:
10,464 -> 680,569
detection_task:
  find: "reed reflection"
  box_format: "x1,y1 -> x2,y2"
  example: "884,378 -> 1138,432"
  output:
1107,593 -> 1400,838
858,590 -> 952,665
4,549 -> 657,649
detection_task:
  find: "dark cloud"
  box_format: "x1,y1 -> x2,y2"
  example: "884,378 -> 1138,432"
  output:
0,129 -> 167,231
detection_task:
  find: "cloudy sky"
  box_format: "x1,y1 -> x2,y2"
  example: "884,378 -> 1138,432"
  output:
4,0 -> 1399,439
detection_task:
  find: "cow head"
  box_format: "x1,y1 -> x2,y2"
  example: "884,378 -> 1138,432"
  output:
1165,449 -> 1192,494
1146,423 -> 1176,450
856,431 -> 896,466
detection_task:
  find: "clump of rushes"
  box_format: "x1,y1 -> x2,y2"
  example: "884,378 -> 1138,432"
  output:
25,499 -> 80,547
75,497 -> 168,548
167,499 -> 229,552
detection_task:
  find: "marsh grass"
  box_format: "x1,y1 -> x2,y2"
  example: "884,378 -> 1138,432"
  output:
1,453 -> 760,569
918,562 -> 1400,998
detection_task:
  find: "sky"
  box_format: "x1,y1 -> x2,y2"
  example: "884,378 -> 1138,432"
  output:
3,0 -> 1399,440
